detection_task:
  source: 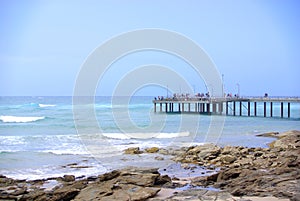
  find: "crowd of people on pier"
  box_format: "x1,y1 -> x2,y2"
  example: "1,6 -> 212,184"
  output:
154,92 -> 212,101
154,92 -> 273,101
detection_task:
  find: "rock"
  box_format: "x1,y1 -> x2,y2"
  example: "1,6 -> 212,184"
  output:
220,155 -> 237,164
19,190 -> 46,201
19,179 -> 88,201
124,147 -> 143,154
87,176 -> 98,181
52,187 -> 81,201
155,156 -> 164,161
63,174 -> 75,182
0,177 -> 15,187
155,175 -> 171,185
196,146 -> 220,159
121,167 -> 159,175
165,189 -> 235,201
10,187 -> 27,196
269,131 -> 300,149
120,173 -> 158,187
74,167 -> 164,201
145,147 -> 159,153
98,170 -> 120,181
217,168 -> 242,182
256,131 -> 280,137
158,148 -> 169,155
75,183 -> 160,201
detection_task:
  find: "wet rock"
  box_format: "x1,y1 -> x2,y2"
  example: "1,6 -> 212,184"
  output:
87,176 -> 98,181
145,147 -> 160,153
63,175 -> 75,182
155,156 -> 164,161
0,177 -> 15,187
158,148 -> 169,155
155,175 -> 172,185
256,131 -> 280,137
124,147 -> 143,154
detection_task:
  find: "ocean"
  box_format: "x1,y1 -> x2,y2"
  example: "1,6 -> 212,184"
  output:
0,96 -> 299,180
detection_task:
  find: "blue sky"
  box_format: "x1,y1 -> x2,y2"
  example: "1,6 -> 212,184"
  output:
1,0 -> 299,96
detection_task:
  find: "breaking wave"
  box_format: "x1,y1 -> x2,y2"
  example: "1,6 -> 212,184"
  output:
38,104 -> 56,108
0,115 -> 45,123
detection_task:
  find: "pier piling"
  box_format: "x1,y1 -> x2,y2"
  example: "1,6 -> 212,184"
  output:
248,102 -> 251,116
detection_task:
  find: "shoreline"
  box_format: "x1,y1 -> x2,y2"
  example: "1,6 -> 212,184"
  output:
0,130 -> 299,200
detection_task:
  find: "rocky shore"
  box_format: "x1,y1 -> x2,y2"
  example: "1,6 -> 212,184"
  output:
0,130 -> 299,201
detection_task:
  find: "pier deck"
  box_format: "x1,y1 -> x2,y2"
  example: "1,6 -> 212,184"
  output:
153,97 -> 300,118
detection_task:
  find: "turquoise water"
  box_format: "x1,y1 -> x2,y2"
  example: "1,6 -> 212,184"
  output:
0,96 -> 299,179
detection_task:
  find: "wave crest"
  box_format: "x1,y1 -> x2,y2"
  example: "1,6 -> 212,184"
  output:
0,116 -> 45,123
39,104 -> 56,108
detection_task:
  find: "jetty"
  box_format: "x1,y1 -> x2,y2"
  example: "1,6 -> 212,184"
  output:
153,97 -> 300,118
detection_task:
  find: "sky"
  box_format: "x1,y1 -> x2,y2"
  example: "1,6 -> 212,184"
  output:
1,0 -> 300,96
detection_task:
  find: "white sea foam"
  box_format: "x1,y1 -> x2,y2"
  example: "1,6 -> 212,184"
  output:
0,135 -> 25,144
0,115 -> 45,123
0,162 -> 107,180
39,104 -> 56,108
42,147 -> 89,155
102,132 -> 190,139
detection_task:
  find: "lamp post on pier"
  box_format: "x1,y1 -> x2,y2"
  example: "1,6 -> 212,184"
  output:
166,85 -> 169,98
236,83 -> 240,98
222,74 -> 224,97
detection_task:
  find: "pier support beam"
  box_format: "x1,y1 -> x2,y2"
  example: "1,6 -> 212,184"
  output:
248,102 -> 250,116
219,102 -> 223,114
178,103 -> 181,112
281,102 -> 284,118
195,103 -> 197,113
239,101 -> 242,116
154,103 -> 156,113
226,102 -> 228,115
160,103 -> 162,112
233,102 -> 236,116
270,102 -> 273,117
206,103 -> 210,113
212,103 -> 217,113
201,103 -> 204,112
165,103 -> 168,113
288,102 -> 290,118
264,102 -> 267,117
254,102 -> 257,116
188,103 -> 190,112
182,103 -> 184,112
